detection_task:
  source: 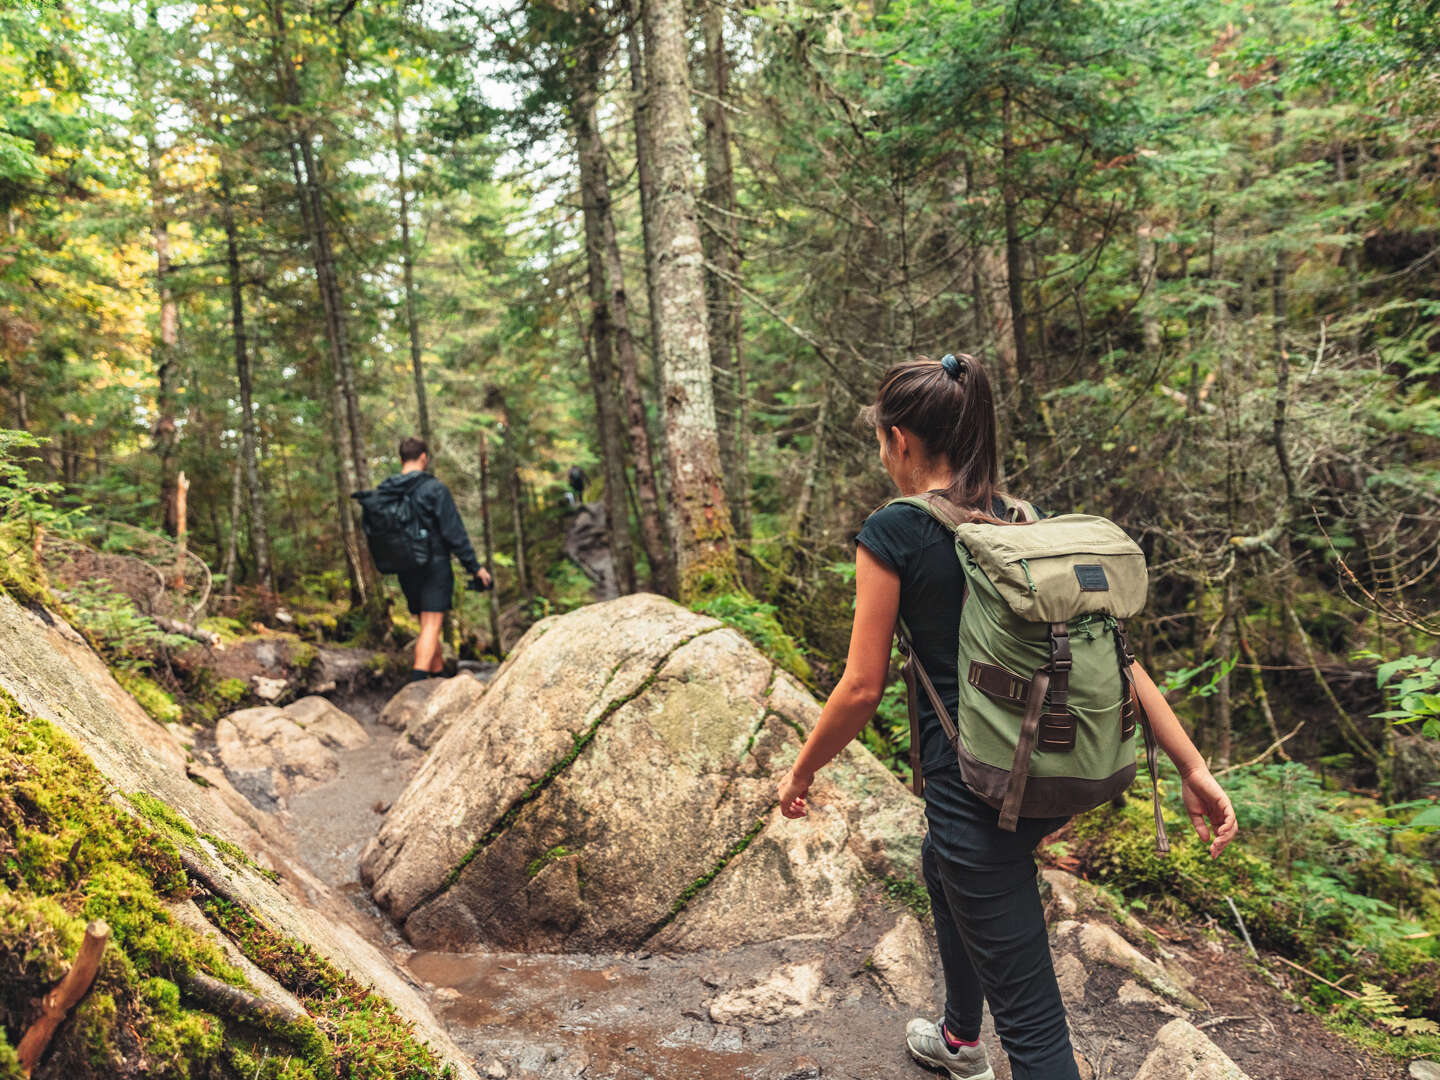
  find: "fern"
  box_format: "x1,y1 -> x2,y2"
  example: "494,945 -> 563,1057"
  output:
1356,982 -> 1440,1036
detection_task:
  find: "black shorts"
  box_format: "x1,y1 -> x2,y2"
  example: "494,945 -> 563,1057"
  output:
396,558 -> 454,615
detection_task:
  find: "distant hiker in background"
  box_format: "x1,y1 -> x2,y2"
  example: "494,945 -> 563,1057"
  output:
353,437 -> 491,683
567,465 -> 588,507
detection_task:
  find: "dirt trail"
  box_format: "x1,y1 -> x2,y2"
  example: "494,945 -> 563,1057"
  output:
223,681 -> 1406,1080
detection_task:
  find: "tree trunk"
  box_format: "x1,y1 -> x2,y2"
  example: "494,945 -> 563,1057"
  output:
146,135 -> 181,537
641,0 -> 739,599
1137,219 -> 1161,360
700,1 -> 747,540
478,430 -> 503,655
600,142 -> 671,594
621,0 -> 667,476
221,180 -> 273,594
574,64 -> 638,595
1000,88 -> 1033,430
268,0 -> 368,491
1214,582 -> 1234,770
288,142 -> 372,605
510,464 -> 531,597
222,459 -> 243,597
394,91 -> 432,453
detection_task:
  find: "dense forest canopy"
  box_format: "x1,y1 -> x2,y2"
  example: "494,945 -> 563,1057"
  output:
3,0 -> 1440,1043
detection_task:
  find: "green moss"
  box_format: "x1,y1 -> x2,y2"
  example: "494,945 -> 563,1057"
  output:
114,669 -> 183,724
287,640 -> 318,673
0,521 -> 53,610
127,791 -> 198,842
0,1029 -> 21,1080
691,592 -> 813,684
883,874 -> 931,918
215,678 -> 249,704
526,845 -> 575,879
0,690 -> 347,1079
652,811 -> 772,934
197,616 -> 248,644
202,900 -> 452,1079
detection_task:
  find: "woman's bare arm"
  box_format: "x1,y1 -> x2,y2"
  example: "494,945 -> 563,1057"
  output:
779,545 -> 899,817
1131,661 -> 1239,859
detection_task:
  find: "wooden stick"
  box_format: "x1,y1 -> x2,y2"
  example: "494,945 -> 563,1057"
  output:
17,920 -> 110,1075
1272,955 -> 1363,1000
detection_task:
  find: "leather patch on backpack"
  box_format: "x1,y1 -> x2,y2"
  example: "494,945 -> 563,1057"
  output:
1074,564 -> 1109,592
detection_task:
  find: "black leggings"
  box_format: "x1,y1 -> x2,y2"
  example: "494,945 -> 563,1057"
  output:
921,810 -> 1080,1080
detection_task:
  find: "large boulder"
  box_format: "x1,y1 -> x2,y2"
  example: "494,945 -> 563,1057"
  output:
215,706 -> 340,808
360,594 -> 926,952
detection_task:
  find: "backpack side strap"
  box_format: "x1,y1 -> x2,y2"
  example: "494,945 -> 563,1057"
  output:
1115,620 -> 1170,854
896,629 -> 961,798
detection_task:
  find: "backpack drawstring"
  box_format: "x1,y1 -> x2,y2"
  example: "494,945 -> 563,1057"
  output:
1020,559 -> 1039,593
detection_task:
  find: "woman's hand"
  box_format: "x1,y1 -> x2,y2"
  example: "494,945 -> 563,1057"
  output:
1180,766 -> 1238,859
778,768 -> 813,819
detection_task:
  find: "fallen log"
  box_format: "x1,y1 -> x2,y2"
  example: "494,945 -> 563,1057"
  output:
16,919 -> 109,1075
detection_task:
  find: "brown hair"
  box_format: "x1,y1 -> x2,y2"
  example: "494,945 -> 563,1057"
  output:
398,436 -> 428,463
861,353 -> 1006,518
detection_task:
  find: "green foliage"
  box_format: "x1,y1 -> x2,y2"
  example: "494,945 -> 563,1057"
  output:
1074,760 -> 1440,1024
1364,651 -> 1440,742
692,592 -> 813,683
114,669 -> 183,724
57,581 -> 189,671
883,874 -> 930,919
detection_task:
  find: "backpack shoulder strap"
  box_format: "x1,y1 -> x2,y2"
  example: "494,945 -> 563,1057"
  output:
995,492 -> 1038,523
884,492 -> 971,529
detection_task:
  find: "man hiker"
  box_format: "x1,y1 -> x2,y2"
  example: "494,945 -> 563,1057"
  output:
568,464 -> 587,506
363,437 -> 491,682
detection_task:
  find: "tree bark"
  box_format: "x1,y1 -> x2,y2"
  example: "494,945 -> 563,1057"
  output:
621,0 -> 666,472
641,0 -> 739,599
145,134 -> 181,537
1000,88 -> 1033,430
394,90 -> 432,453
574,61 -> 638,595
510,463 -> 531,597
478,430 -> 503,654
288,141 -> 372,605
599,143 -> 671,594
222,459 -> 243,597
700,1 -> 747,540
221,180 -> 273,594
268,0 -> 368,490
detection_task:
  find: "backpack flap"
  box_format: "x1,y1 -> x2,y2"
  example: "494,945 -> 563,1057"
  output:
952,514 -> 1147,624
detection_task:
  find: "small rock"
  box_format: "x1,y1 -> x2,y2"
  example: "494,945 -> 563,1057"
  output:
251,675 -> 289,702
708,963 -> 825,1026
379,678 -> 443,730
284,696 -> 370,749
483,1061 -> 508,1080
868,914 -> 934,1008
776,1058 -> 821,1080
1132,1019 -> 1252,1080
1118,979 -> 1186,1017
372,799 -> 391,814
1411,1063 -> 1440,1080
1058,921 -> 1203,1010
432,986 -> 461,1002
1053,952 -> 1088,1002
273,609 -> 295,627
391,736 -> 423,761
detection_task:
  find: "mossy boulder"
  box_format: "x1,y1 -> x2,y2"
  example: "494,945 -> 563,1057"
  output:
360,593 -> 926,952
0,588 -> 477,1080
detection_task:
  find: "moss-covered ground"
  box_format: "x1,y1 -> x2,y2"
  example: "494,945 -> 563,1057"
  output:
0,688 -> 452,1079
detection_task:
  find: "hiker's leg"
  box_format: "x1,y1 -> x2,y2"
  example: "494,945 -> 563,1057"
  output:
922,833 -> 984,1041
414,611 -> 444,674
930,832 -> 1078,1080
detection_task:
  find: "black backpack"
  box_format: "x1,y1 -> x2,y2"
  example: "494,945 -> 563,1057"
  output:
351,479 -> 436,574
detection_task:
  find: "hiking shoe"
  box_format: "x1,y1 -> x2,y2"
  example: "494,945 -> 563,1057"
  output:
905,1017 -> 995,1080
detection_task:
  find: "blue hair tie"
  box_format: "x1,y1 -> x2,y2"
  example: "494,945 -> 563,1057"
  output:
940,353 -> 964,379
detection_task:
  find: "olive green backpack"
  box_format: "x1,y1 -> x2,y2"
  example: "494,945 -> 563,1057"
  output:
892,492 -> 1169,853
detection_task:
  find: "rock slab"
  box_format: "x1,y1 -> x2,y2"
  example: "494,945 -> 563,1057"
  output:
708,963 -> 825,1025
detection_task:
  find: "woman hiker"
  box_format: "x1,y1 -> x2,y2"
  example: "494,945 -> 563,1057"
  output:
777,354 -> 1238,1080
